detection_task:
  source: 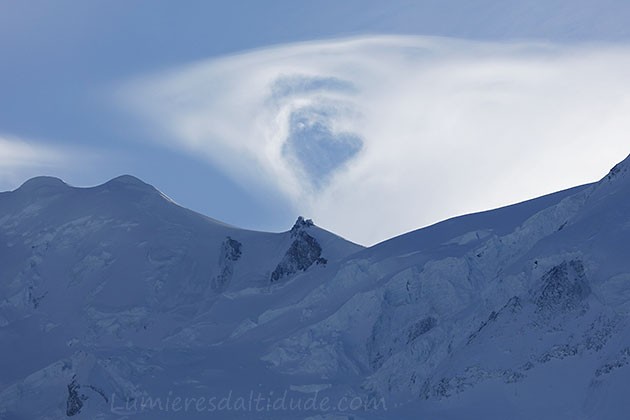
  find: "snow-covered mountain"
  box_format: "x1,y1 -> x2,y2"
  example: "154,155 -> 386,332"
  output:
2,155 -> 630,419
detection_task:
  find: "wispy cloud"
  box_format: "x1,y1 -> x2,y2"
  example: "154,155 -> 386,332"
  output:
119,36 -> 630,245
0,134 -> 77,189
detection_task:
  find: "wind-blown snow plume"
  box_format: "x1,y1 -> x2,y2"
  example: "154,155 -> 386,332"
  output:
119,36 -> 630,244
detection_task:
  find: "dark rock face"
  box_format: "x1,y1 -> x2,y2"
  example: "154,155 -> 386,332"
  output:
535,260 -> 590,313
270,224 -> 326,283
65,377 -> 109,416
223,237 -> 242,261
211,237 -> 242,292
595,347 -> 630,377
66,377 -> 85,417
407,317 -> 437,344
290,216 -> 315,237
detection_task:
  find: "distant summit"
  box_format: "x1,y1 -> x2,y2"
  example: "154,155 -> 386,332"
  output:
16,176 -> 68,192
103,174 -> 152,188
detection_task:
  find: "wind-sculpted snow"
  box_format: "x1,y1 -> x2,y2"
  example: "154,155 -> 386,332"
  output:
3,155 -> 630,419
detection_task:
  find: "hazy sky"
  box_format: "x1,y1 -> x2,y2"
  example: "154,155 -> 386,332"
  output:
2,1 -> 630,245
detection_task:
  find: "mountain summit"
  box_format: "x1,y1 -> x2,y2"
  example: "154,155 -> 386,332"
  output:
15,176 -> 68,192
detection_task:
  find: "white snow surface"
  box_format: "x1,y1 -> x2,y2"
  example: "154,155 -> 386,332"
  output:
1,155 -> 630,419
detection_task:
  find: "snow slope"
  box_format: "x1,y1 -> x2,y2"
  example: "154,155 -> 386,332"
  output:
2,155 -> 630,419
0,175 -> 361,419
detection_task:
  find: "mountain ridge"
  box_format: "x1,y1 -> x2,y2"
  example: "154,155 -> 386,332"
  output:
2,155 -> 630,419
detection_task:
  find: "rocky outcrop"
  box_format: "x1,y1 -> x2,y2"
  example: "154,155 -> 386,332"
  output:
270,218 -> 326,282
534,260 -> 590,313
407,316 -> 438,344
65,377 -> 85,417
211,236 -> 242,291
595,347 -> 630,377
289,216 -> 315,236
64,376 -> 109,417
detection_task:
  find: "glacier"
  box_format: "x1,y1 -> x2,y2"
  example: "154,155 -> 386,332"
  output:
1,155 -> 630,419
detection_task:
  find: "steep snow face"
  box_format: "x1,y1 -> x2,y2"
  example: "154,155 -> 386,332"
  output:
3,155 -> 630,420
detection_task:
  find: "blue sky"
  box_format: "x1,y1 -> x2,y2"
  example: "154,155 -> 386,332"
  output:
2,1 -> 630,245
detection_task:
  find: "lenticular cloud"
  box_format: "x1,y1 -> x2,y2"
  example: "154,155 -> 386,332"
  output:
120,36 -> 630,245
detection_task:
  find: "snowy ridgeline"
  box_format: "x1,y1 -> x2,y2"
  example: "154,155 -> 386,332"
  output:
1,156 -> 630,419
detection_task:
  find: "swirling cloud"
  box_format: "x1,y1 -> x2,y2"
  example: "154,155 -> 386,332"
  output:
120,36 -> 630,245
